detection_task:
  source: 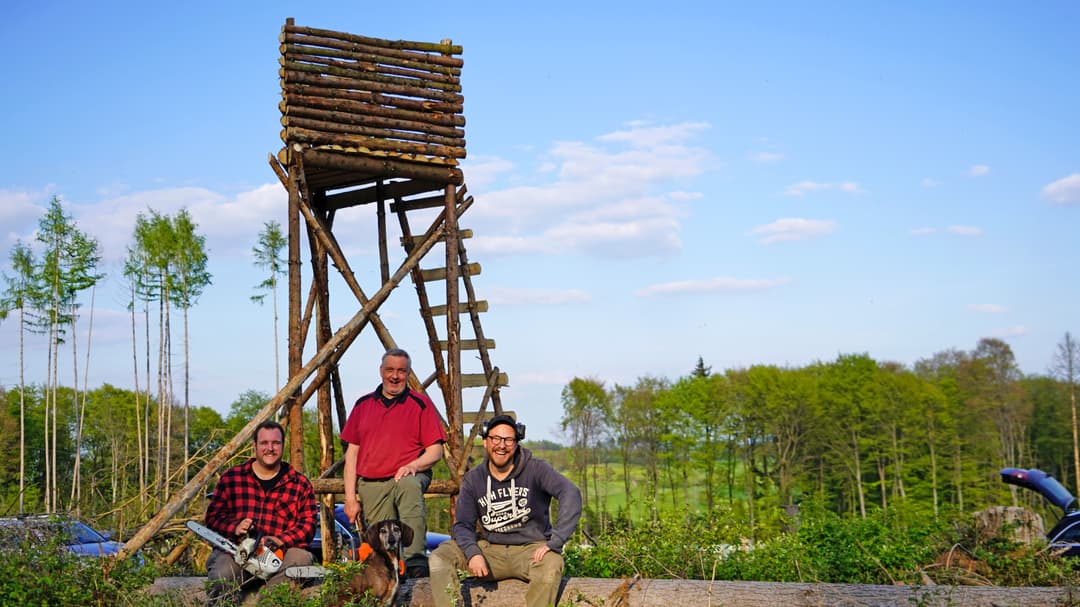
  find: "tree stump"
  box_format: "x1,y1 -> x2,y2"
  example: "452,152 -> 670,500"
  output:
973,506 -> 1045,545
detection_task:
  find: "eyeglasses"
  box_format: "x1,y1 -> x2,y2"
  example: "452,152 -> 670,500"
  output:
486,435 -> 517,446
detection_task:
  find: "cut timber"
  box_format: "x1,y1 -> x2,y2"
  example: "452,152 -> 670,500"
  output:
461,410 -> 515,424
462,372 -> 508,388
400,228 -> 472,245
430,300 -> 487,316
323,179 -> 443,209
420,263 -> 479,282
439,339 -> 494,350
144,577 -> 1080,607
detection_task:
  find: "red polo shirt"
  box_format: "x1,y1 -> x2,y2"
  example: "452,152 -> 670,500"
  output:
341,385 -> 447,479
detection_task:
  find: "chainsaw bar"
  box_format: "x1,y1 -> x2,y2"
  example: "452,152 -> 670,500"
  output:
186,520 -> 240,556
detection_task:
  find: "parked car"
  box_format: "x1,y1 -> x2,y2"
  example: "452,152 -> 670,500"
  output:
307,504 -> 450,561
1000,467 -> 1080,556
0,514 -> 128,559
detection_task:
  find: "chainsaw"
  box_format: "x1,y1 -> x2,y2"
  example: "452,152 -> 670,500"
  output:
186,520 -> 284,580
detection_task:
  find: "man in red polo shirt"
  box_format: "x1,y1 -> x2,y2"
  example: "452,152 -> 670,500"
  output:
342,348 -> 447,578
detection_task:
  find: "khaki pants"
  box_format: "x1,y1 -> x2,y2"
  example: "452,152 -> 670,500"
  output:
357,471 -> 431,565
205,547 -> 313,606
429,539 -> 564,607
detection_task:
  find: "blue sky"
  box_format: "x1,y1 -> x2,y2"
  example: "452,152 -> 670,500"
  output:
2,2 -> 1078,442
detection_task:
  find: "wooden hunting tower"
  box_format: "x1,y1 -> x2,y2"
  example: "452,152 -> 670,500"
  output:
120,19 -> 508,560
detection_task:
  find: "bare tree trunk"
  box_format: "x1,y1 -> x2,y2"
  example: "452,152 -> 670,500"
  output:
928,418 -> 939,519
130,281 -> 146,507
142,287 -> 151,507
272,279 -> 280,389
69,302 -> 79,512
156,273 -> 166,505
853,430 -> 866,518
183,301 -> 190,485
18,306 -> 26,514
70,287 -> 96,514
165,299 -> 174,502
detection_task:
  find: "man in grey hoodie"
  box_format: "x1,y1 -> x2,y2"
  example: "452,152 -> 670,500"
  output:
429,414 -> 582,607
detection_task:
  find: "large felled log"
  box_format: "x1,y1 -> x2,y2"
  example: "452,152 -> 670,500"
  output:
144,576 -> 1080,607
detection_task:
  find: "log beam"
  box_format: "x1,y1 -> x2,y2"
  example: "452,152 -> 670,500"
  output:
144,576 -> 1080,607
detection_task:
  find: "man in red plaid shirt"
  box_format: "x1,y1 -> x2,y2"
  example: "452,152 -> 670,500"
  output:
204,420 -> 317,606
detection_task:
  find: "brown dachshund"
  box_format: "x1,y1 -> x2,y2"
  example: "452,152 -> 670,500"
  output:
327,519 -> 414,607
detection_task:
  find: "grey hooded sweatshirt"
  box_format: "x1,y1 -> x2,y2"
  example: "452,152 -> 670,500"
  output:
452,446 -> 582,561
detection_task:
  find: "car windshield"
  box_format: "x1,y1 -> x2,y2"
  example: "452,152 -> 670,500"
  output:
66,521 -> 106,544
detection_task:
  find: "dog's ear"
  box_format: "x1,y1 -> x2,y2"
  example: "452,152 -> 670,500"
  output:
398,521 -> 414,548
364,523 -> 382,547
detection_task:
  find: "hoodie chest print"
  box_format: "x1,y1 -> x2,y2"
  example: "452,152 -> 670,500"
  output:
479,479 -> 531,531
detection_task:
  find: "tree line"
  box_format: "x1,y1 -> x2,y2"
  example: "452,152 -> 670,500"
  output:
2,198 -> 1079,541
559,335 -> 1080,534
0,196 -> 291,530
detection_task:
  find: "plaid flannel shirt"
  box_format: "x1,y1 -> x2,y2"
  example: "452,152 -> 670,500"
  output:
205,458 -> 317,549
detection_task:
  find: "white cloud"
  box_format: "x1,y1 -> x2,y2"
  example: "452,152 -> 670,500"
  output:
668,191 -> 704,201
1042,173 -> 1080,205
485,287 -> 591,306
598,121 -> 712,148
968,164 -> 990,177
466,121 -> 711,259
748,218 -> 836,244
0,188 -> 52,248
784,180 -> 863,196
460,155 -> 514,188
635,276 -> 792,297
946,225 -> 983,236
749,151 -> 784,163
968,303 -> 1007,314
70,185 -> 287,262
921,178 -> 941,188
909,227 -> 937,236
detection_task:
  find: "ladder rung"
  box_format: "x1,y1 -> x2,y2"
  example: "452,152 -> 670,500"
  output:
420,263 -> 480,282
438,339 -> 495,350
429,300 -> 488,316
400,229 -> 471,247
462,372 -> 509,388
461,410 -> 516,424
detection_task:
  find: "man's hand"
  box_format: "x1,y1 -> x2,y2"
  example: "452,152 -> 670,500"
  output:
467,554 -> 489,577
532,544 -> 551,563
344,498 -> 361,524
394,463 -> 418,481
261,536 -> 283,551
235,517 -> 254,537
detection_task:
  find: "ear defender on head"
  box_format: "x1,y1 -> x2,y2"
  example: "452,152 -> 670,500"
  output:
480,414 -> 526,441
